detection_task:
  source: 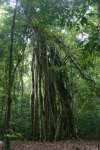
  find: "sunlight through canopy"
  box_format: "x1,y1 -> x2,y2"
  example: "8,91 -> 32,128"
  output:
10,0 -> 16,8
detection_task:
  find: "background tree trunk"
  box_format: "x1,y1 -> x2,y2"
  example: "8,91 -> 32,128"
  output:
5,1 -> 18,150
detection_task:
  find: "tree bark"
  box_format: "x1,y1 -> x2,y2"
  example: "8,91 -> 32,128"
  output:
31,29 -> 76,141
5,1 -> 17,150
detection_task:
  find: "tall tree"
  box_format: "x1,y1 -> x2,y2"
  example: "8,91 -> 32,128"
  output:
5,0 -> 18,149
30,28 -> 76,140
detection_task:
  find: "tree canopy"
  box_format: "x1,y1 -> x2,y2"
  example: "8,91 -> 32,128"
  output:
0,0 -> 100,149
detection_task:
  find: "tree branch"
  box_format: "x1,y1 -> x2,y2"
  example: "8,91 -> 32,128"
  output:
54,37 -> 96,84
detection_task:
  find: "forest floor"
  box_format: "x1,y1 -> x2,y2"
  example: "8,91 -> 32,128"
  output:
10,140 -> 100,150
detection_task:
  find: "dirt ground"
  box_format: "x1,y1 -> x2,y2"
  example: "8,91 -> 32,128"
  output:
10,140 -> 100,150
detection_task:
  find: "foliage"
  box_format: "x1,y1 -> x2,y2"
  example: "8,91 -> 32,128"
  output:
0,0 -> 100,143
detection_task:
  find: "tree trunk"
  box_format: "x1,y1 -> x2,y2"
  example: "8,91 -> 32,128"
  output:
31,29 -> 75,141
5,1 -> 17,150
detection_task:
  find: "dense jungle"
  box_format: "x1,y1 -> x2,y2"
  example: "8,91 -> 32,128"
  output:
0,0 -> 100,149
